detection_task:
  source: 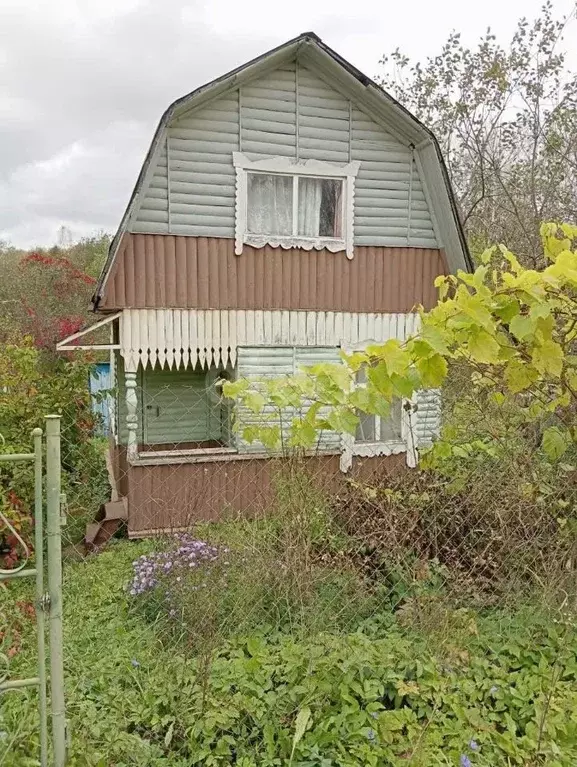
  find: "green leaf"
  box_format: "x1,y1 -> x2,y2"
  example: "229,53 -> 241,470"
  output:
366,339 -> 409,376
416,353 -> 448,388
532,340 -> 563,377
164,721 -> 175,747
288,419 -> 318,448
420,324 -> 451,356
290,706 -> 312,763
509,314 -> 534,341
467,327 -> 501,364
326,408 -> 358,435
367,362 -> 394,398
504,360 -> 539,393
244,391 -> 266,413
542,426 -> 570,461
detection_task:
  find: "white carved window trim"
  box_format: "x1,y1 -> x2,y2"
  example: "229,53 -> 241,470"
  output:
233,152 -> 360,259
339,340 -> 418,472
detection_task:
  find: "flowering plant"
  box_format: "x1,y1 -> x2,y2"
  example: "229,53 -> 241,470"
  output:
129,534 -> 223,598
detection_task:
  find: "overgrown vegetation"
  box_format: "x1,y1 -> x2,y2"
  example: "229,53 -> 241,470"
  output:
0,232 -> 110,563
3,538 -> 577,766
0,233 -> 109,352
0,339 -> 109,566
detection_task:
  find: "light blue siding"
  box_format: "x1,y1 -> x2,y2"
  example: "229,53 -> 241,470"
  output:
117,356 -> 230,446
130,58 -> 438,248
241,65 -> 297,159
235,345 -> 342,453
89,362 -> 113,435
134,139 -> 169,233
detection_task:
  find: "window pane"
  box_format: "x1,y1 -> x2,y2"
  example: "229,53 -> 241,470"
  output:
354,366 -> 403,443
379,399 -> 403,442
298,178 -> 342,238
247,173 -> 293,235
355,411 -> 376,441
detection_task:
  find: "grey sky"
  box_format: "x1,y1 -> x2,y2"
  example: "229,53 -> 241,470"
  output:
1,0 -> 575,248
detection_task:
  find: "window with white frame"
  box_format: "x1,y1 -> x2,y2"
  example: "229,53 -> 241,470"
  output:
233,152 -> 360,259
354,365 -> 404,446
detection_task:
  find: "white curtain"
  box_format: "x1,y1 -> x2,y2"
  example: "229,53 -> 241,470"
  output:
247,173 -> 292,235
298,177 -> 322,237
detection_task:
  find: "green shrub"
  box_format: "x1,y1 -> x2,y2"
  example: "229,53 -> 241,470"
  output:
3,541 -> 577,766
0,337 -> 109,561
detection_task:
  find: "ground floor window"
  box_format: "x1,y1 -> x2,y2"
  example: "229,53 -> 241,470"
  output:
354,365 -> 403,446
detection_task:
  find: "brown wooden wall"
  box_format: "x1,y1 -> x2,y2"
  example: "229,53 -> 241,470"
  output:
99,234 -> 446,313
125,453 -> 405,537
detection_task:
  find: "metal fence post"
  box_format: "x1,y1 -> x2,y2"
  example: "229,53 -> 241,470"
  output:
46,415 -> 66,766
33,427 -> 48,767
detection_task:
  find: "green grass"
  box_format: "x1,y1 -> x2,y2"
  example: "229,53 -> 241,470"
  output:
2,539 -> 577,766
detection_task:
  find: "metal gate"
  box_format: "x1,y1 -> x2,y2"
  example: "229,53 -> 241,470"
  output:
0,416 -> 66,766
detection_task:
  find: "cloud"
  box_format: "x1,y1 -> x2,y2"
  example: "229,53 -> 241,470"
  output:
0,0 -> 271,246
1,0 -> 571,247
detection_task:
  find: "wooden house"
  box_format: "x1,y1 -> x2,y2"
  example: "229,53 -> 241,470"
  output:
58,32 -> 471,538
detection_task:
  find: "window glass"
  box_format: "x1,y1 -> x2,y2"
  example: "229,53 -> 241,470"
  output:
298,177 -> 342,238
247,173 -> 292,235
379,399 -> 403,441
354,366 -> 403,443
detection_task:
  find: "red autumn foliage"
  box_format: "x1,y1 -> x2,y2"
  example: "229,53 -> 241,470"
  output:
17,251 -> 97,351
21,252 -> 96,285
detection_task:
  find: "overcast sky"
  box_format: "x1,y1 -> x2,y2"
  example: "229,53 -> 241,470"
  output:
1,0 -> 575,248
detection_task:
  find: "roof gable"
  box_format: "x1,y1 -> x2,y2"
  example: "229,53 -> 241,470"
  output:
95,32 -> 470,306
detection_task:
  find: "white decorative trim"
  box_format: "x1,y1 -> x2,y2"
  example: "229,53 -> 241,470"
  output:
232,152 -> 360,259
233,152 -> 360,177
243,235 -> 346,253
339,330 -> 423,471
125,370 -> 139,463
119,310 -> 420,372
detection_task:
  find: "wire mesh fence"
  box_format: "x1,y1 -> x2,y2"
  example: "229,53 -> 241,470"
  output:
3,355 -> 577,765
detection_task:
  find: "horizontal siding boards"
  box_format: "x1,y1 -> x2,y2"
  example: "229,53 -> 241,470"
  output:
240,64 -> 297,160
415,389 -> 441,446
125,452 -> 406,535
128,60 -> 438,247
235,345 -> 341,453
101,235 -> 446,312
168,94 -> 239,237
297,65 -> 350,162
351,106 -> 438,247
134,139 -> 169,233
116,356 -> 224,446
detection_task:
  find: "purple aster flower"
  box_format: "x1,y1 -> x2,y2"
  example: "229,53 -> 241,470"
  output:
460,756 -> 472,767
469,740 -> 479,752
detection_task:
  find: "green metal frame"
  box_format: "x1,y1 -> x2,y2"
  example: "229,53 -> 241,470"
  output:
0,415 -> 66,766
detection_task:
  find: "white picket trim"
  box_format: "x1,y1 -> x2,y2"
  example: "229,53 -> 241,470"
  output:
119,309 -> 420,372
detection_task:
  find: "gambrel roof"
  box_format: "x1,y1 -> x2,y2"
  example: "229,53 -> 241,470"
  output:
94,32 -> 471,308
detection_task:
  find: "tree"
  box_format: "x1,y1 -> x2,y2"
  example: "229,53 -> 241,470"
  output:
378,2 -> 577,265
0,233 -> 110,352
225,223 -> 577,463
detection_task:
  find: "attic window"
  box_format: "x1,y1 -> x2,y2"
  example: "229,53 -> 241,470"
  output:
233,153 -> 360,259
